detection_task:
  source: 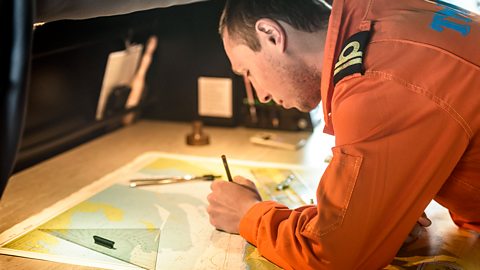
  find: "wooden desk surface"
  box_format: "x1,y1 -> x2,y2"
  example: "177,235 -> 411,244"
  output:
0,120 -> 478,269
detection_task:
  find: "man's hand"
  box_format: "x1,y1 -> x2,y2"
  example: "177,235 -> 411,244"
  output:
403,212 -> 432,245
207,176 -> 262,234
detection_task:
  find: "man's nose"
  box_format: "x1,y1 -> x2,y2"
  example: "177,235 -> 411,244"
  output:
258,94 -> 272,103
250,81 -> 271,103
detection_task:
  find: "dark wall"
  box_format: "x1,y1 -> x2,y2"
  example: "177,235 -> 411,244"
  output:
141,0 -> 243,126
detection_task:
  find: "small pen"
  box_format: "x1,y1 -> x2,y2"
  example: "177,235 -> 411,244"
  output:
221,155 -> 233,182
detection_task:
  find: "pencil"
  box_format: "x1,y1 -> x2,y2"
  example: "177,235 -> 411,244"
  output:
221,155 -> 233,182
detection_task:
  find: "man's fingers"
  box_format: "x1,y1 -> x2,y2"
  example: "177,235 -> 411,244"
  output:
404,223 -> 426,245
232,176 -> 261,198
404,213 -> 431,246
418,213 -> 432,227
212,177 -> 255,191
411,223 -> 424,237
233,176 -> 253,186
232,176 -> 257,191
418,216 -> 431,227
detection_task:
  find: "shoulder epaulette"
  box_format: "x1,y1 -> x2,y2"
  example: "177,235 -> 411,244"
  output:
333,31 -> 371,85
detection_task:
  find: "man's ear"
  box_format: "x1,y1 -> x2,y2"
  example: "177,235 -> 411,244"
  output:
255,18 -> 286,52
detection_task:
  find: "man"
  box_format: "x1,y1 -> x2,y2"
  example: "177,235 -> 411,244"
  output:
207,0 -> 480,269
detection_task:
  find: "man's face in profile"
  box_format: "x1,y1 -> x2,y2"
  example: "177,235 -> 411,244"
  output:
222,28 -> 321,112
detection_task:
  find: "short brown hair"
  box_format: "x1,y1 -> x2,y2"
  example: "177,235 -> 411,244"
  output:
219,0 -> 331,51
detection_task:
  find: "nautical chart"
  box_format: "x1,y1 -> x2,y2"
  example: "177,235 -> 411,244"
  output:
0,152 -> 319,269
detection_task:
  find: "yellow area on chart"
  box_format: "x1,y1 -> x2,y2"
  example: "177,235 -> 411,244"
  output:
4,229 -> 59,253
384,255 -> 466,269
41,201 -> 124,229
142,159 -> 207,175
141,220 -> 158,232
244,243 -> 282,270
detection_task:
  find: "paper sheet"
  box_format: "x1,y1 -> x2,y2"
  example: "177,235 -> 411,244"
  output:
96,44 -> 143,120
198,77 -> 233,118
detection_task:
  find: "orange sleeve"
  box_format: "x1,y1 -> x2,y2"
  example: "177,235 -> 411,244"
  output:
239,75 -> 469,269
449,211 -> 480,232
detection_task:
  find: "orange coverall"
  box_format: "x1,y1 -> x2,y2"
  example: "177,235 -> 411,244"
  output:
238,0 -> 480,269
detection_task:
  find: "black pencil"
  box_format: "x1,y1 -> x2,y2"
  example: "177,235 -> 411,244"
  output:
221,155 -> 233,182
